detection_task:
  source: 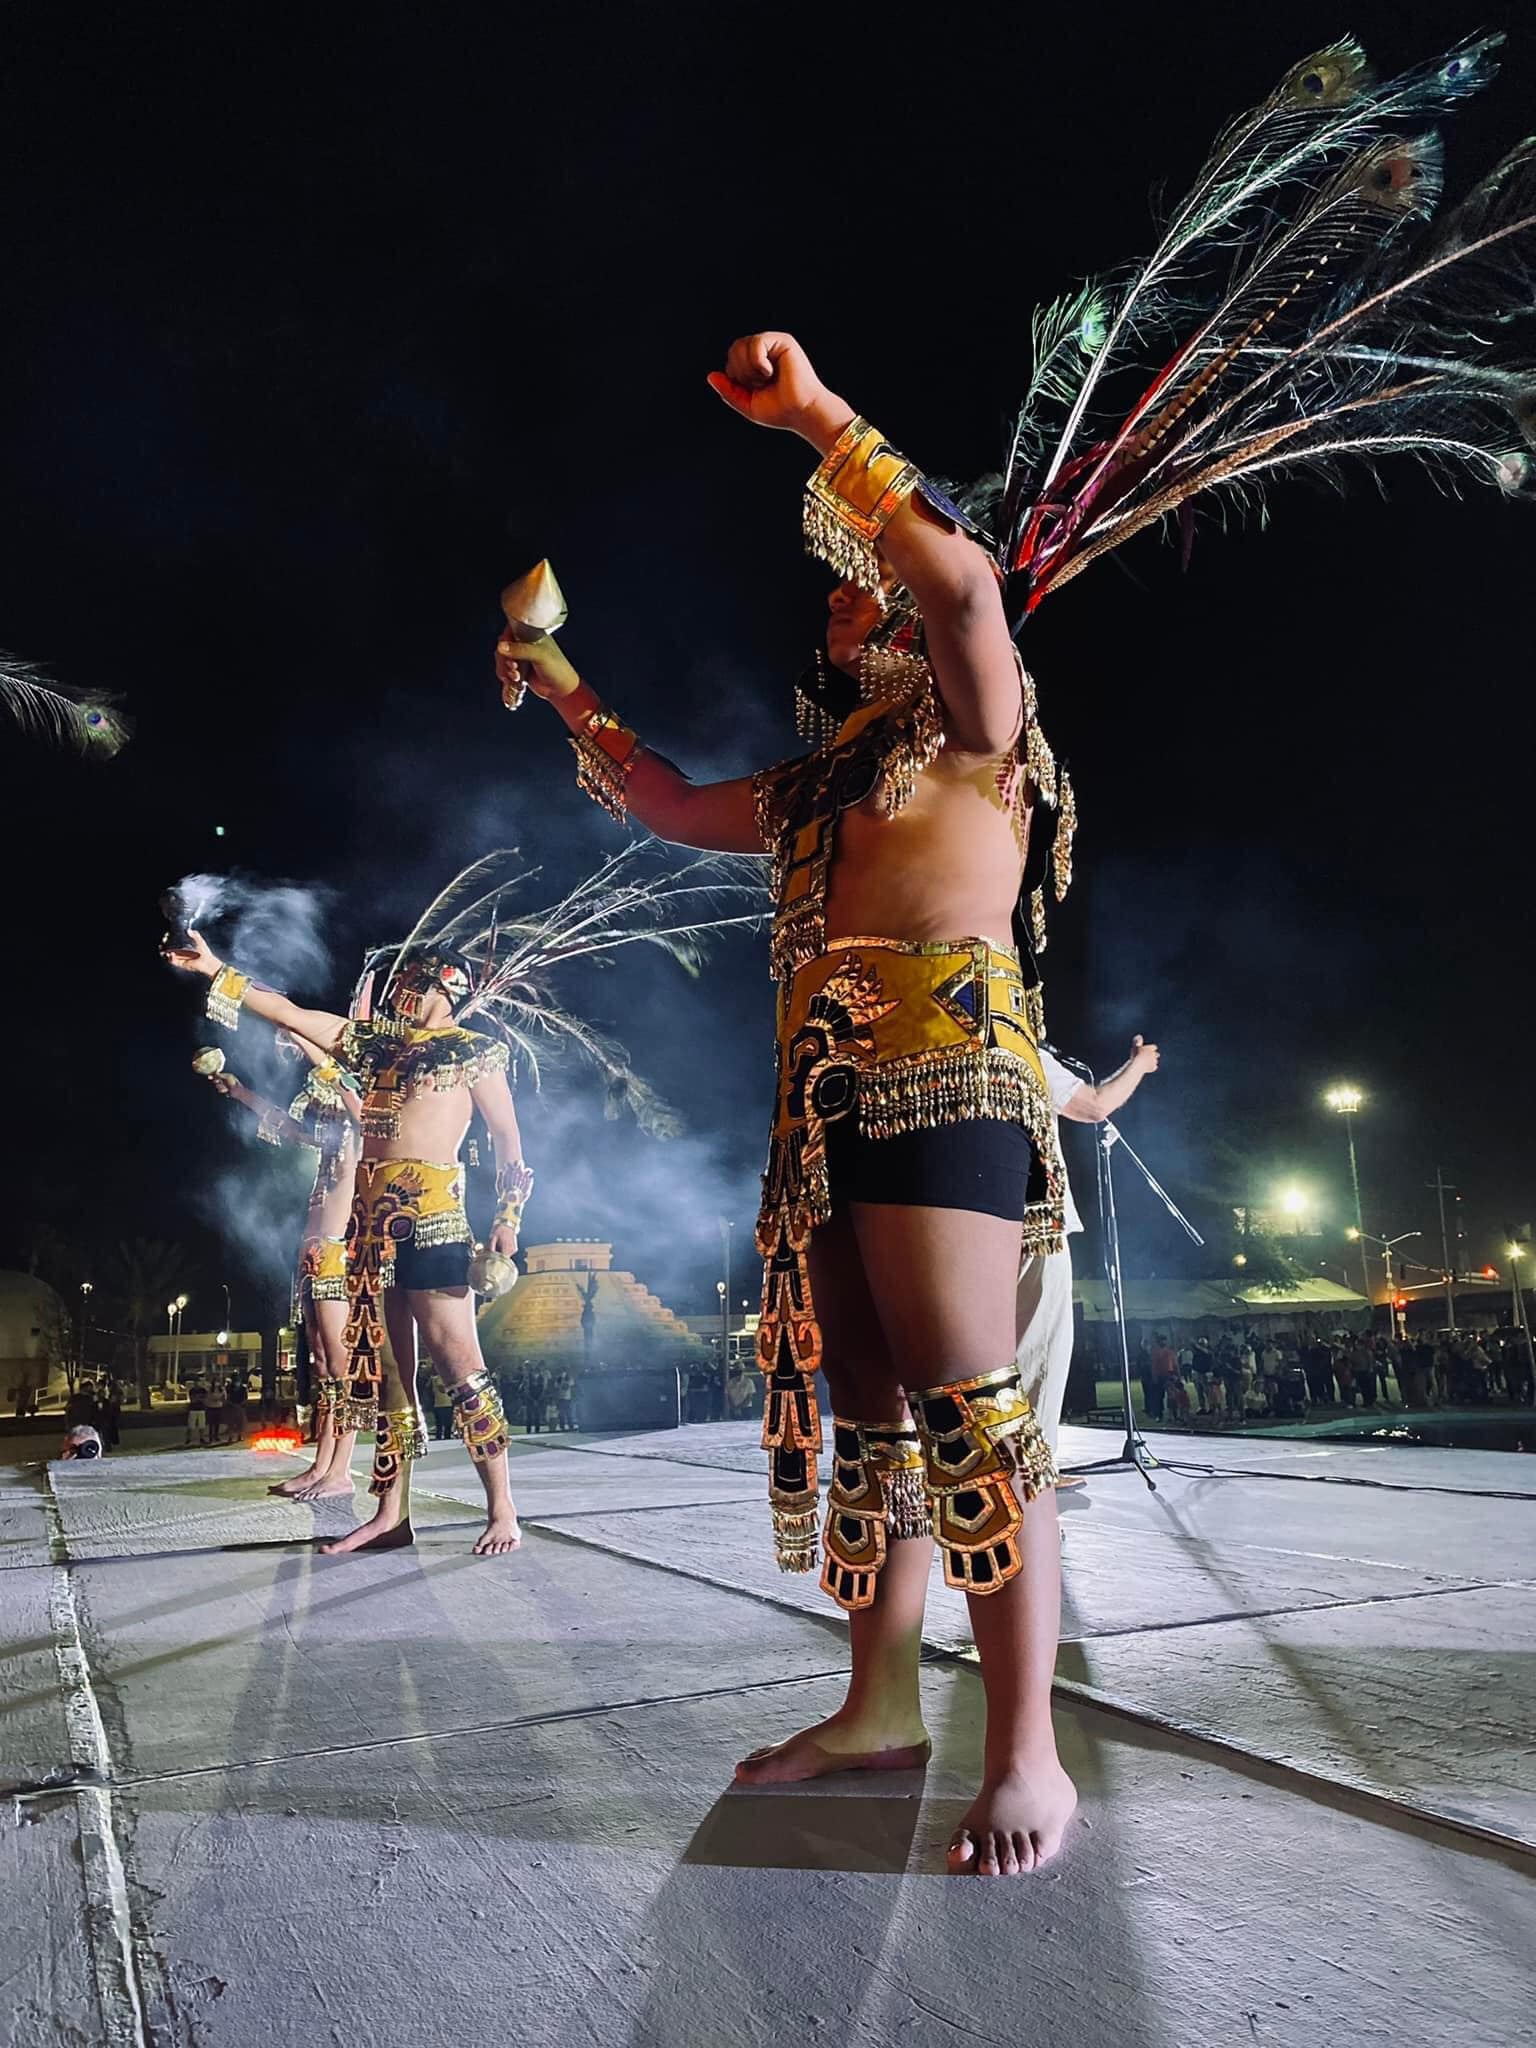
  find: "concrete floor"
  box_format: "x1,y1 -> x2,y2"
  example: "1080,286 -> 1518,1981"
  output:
3,1423 -> 1534,2047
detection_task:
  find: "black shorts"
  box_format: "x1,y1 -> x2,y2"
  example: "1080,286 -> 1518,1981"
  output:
390,1236 -> 472,1292
824,1114 -> 1046,1224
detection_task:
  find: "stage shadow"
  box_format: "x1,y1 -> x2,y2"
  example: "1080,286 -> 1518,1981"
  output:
683,1775 -> 926,1874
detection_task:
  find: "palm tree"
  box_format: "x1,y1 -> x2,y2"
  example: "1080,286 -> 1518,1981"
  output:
103,1239 -> 191,1406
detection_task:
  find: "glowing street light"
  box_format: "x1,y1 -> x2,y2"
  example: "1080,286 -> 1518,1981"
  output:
1277,1185 -> 1313,1234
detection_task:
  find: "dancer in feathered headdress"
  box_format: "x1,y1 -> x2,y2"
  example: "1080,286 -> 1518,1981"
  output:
188,1039 -> 365,1497
164,844 -> 762,1556
498,32 -> 1534,1876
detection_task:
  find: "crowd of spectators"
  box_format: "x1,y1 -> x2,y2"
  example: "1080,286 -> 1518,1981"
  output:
1127,1324 -> 1535,1425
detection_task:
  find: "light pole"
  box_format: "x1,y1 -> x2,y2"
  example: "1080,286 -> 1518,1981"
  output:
717,1218 -> 734,1414
173,1292 -> 189,1392
1507,1244 -> 1536,1387
1324,1086 -> 1373,1315
221,1282 -> 232,1334
1347,1228 -> 1421,1340
77,1279 -> 93,1387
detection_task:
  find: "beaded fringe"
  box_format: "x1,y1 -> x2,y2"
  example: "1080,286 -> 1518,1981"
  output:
772,1501 -> 820,1574
855,1046 -> 1047,1144
333,1389 -> 377,1433
1000,1407 -> 1059,1499
573,734 -> 631,822
885,1462 -> 934,1541
411,1208 -> 472,1249
802,492 -> 882,594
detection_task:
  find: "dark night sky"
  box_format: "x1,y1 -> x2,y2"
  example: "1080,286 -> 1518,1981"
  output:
2,1 -> 1531,1326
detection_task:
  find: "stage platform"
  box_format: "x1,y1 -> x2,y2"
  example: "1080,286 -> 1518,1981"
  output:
3,1421 -> 1532,2046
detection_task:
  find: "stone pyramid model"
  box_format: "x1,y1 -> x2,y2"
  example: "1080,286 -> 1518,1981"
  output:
478,1241 -> 708,1371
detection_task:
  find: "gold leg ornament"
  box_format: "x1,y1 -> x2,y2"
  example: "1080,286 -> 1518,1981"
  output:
907,1364 -> 1057,1594
369,1402 -> 428,1498
450,1368 -> 510,1463
820,1417 -> 931,1611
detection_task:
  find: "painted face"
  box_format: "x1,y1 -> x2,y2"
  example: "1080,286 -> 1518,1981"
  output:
388,951 -> 471,1023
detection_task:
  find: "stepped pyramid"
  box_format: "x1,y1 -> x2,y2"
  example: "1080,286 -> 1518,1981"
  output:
479,1241 -> 707,1369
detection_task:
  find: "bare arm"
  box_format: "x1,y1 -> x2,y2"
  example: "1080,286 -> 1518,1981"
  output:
471,1067 -> 528,1255
1060,1038 -> 1161,1123
205,1073 -> 312,1146
708,333 -> 1024,754
493,643 -> 765,852
163,931 -> 349,1051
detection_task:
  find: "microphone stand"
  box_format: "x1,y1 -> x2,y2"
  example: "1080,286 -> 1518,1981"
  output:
1048,1053 -> 1205,1493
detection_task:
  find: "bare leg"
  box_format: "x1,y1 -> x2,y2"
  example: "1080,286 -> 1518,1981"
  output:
319,1300 -> 416,1555
737,1215 -> 932,1786
853,1203 -> 1076,1876
292,1299 -> 360,1500
408,1287 -> 521,1556
271,1299 -> 336,1495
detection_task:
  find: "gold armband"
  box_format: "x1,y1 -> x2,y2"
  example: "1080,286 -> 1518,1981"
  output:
493,1160 -> 535,1234
804,417 -> 924,593
571,704 -> 640,823
206,965 -> 251,1030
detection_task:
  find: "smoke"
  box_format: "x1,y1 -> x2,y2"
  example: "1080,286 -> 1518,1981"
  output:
199,1149 -> 315,1309
172,871 -> 335,991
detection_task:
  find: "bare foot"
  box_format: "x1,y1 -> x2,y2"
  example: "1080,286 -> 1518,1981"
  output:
319,1508 -> 414,1555
472,1509 -> 522,1557
293,1474 -> 356,1502
269,1465 -> 324,1496
735,1708 -> 931,1786
946,1754 -> 1078,1876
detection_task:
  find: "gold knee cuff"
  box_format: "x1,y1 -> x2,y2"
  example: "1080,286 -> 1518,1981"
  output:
908,1365 -> 1056,1595
370,1403 -> 427,1496
820,1417 -> 931,1612
333,1385 -> 377,1434
451,1369 -> 509,1463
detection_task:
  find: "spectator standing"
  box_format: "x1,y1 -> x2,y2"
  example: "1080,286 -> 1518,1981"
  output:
431,1372 -> 455,1441
555,1369 -> 575,1431
185,1379 -> 210,1446
525,1367 -> 546,1435
1148,1335 -> 1178,1423
223,1376 -> 248,1444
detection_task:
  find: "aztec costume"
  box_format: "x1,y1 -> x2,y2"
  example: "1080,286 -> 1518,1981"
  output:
563,29 -> 1536,1605
192,1042 -> 359,1442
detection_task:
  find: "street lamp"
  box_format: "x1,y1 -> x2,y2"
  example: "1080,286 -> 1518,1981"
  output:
77,1280 -> 93,1385
1507,1245 -> 1536,1383
1278,1185 -> 1312,1235
1324,1085 -> 1373,1312
717,1218 -> 734,1416
1348,1228 -> 1422,1337
221,1282 -> 232,1334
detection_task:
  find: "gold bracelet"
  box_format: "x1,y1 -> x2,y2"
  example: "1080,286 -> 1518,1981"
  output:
206,964 -> 251,1031
804,417 -> 924,593
571,704 -> 640,823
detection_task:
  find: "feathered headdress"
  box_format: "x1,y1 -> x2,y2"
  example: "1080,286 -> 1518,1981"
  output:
960,32 -> 1534,624
2,653 -> 129,756
377,841 -> 766,1137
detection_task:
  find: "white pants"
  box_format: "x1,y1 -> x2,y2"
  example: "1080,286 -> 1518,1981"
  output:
186,1408 -> 209,1444
1014,1243 -> 1075,1453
